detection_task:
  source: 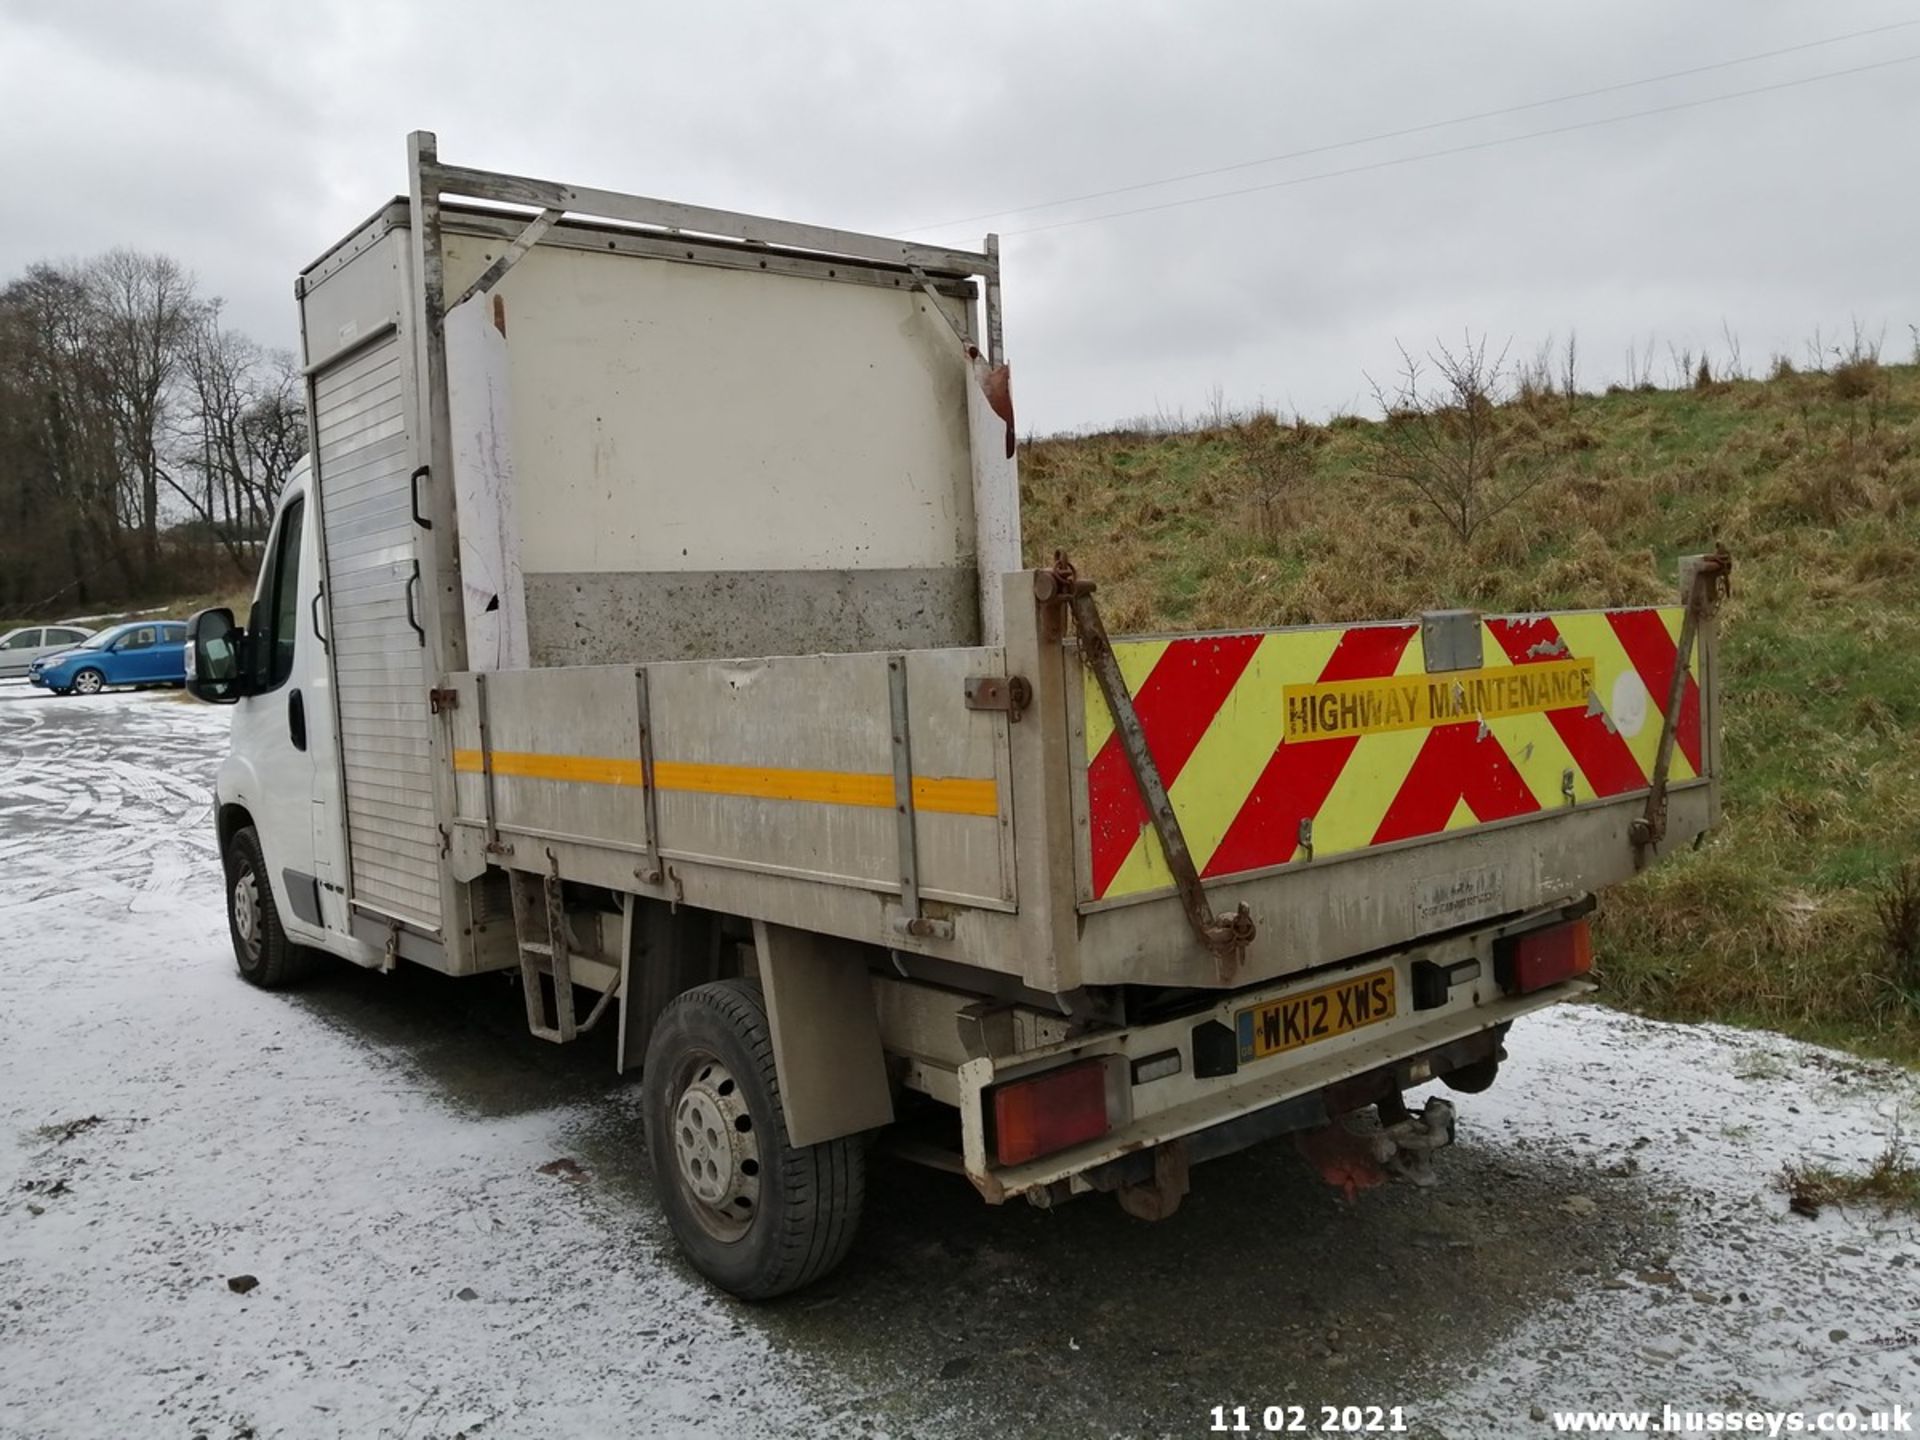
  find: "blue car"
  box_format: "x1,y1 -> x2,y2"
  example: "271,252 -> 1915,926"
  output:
28,620 -> 190,695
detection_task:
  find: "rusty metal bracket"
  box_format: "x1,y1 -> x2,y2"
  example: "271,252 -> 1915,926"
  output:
447,205 -> 564,314
885,655 -> 955,942
633,666 -> 663,886
474,672 -> 512,858
1045,552 -> 1256,982
964,673 -> 1032,722
1630,548 -> 1732,860
428,687 -> 459,714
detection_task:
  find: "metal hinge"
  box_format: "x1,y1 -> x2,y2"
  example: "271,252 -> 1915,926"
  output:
964,674 -> 1032,722
1629,547 -> 1732,861
1042,552 -> 1256,984
429,687 -> 459,714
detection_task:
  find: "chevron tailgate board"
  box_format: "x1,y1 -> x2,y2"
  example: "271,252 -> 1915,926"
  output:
1079,608 -> 1702,903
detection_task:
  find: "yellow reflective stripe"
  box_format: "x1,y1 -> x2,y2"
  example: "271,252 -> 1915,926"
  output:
1102,629 -> 1345,899
1310,723 -> 1427,858
1549,611 -> 1694,784
1659,606 -> 1702,783
449,749 -> 998,817
1473,620 -> 1593,811
1081,637 -> 1171,759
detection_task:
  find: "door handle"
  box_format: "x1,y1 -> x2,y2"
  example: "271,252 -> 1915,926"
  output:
404,559 -> 426,644
310,584 -> 329,653
288,688 -> 308,752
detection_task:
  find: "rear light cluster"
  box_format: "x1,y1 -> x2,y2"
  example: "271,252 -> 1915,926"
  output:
988,1059 -> 1110,1166
1497,917 -> 1593,994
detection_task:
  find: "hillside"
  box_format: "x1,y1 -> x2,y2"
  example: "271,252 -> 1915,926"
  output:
1023,355 -> 1920,1062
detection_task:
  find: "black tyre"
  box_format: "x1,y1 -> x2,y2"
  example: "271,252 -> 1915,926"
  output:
72,668 -> 105,695
223,825 -> 315,989
642,979 -> 865,1299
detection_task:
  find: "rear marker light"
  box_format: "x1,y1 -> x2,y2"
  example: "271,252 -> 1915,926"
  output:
1497,918 -> 1594,995
989,1059 -> 1110,1167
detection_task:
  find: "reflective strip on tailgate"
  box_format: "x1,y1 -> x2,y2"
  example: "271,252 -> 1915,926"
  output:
1078,608 -> 1701,901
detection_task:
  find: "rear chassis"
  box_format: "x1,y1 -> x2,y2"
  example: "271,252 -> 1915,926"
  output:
876,897 -> 1596,1208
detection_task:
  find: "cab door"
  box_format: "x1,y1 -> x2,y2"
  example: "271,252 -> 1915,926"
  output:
229,494 -> 324,941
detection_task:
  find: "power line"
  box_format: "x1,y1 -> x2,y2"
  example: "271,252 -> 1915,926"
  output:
896,18 -> 1920,235
999,51 -> 1919,237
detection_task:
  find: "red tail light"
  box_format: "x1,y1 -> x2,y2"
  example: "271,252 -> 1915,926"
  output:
1498,918 -> 1594,994
989,1060 -> 1110,1167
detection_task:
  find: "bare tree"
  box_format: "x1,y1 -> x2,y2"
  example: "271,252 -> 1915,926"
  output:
1366,334 -> 1550,544
167,305 -> 305,572
86,249 -> 199,586
0,266 -> 135,600
1233,413 -> 1314,549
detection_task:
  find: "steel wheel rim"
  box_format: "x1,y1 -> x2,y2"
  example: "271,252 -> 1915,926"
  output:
669,1051 -> 761,1243
232,867 -> 261,962
75,670 -> 102,694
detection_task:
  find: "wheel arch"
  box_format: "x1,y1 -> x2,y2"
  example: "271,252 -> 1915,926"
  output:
217,802 -> 255,858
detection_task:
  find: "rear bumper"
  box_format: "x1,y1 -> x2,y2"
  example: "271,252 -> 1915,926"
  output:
1069,1024 -> 1498,1198
952,913 -> 1590,1202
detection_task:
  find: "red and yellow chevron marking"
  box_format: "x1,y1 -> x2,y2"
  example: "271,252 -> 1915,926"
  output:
1081,607 -> 1702,901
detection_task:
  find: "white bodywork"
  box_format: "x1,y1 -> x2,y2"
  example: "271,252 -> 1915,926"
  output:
204,137 -> 1717,1215
438,231 -> 981,584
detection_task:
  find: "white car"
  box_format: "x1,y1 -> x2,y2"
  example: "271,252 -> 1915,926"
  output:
0,624 -> 95,678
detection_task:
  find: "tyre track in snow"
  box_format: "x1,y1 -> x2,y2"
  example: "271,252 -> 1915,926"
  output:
0,686 -> 854,1440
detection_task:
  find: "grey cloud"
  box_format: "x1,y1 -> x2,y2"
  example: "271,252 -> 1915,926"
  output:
2,0 -> 1912,431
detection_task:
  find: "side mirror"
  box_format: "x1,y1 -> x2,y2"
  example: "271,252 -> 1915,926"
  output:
185,607 -> 247,704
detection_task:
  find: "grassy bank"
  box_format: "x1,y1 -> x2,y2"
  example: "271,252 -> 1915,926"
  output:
1023,358 -> 1920,1063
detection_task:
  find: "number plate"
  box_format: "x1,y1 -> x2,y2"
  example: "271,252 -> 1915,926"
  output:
1235,967 -> 1397,1064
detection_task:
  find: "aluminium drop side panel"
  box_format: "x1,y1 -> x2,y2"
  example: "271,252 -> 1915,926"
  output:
445,650 -> 1012,909
441,647 -> 1027,972
1065,602 -> 1719,989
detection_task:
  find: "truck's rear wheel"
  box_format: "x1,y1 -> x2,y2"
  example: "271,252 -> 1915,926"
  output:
642,979 -> 864,1299
223,825 -> 315,989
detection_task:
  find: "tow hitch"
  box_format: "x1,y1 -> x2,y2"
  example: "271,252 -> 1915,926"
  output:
1296,1097 -> 1457,1199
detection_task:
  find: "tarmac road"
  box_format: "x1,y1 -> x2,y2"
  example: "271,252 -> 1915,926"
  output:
2,683 -> 1914,1439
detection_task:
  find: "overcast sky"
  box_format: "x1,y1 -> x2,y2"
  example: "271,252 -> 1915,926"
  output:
2,0 -> 1914,432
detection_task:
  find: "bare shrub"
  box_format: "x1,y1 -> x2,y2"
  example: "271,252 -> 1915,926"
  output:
1720,323 -> 1747,381
1877,862 -> 1920,1008
1783,1121 -> 1920,1218
1366,335 -> 1551,544
1233,413 -> 1313,550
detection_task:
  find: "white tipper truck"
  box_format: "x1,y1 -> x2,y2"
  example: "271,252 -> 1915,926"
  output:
187,133 -> 1729,1298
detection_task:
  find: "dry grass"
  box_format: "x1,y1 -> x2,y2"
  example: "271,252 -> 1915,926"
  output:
1782,1129 -> 1920,1217
1023,359 -> 1920,1063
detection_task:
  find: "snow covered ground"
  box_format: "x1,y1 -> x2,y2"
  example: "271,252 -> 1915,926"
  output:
1,683 -> 1915,1439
